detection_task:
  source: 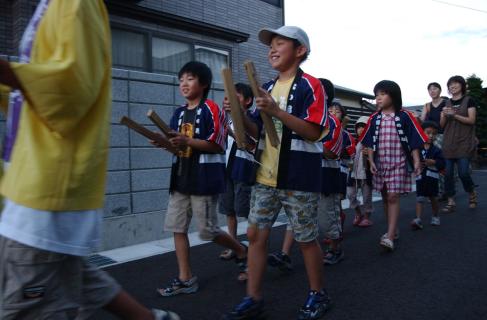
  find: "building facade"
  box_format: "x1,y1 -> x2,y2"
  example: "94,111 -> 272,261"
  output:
0,0 -> 284,250
334,85 -> 376,133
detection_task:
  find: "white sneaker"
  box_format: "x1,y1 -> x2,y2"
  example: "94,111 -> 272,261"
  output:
380,237 -> 394,251
381,229 -> 400,240
431,216 -> 441,226
153,309 -> 180,320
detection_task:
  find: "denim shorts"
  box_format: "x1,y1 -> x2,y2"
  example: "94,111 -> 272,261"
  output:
218,177 -> 251,218
248,183 -> 319,242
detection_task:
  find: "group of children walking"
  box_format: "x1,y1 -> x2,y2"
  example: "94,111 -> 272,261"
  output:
148,24 -> 469,320
0,1 -> 475,319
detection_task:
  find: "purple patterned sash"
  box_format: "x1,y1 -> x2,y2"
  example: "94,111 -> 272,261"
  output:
3,0 -> 50,162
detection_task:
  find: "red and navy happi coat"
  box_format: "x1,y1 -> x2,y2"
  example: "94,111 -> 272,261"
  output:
359,110 -> 428,171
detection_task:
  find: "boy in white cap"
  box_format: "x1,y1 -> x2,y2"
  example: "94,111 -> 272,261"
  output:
224,26 -> 330,320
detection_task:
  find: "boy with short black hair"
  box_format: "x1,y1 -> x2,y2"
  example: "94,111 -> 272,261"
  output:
224,26 -> 330,320
153,61 -> 248,296
411,121 -> 445,229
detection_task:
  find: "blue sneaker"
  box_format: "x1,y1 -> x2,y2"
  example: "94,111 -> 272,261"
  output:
297,290 -> 331,320
222,296 -> 266,320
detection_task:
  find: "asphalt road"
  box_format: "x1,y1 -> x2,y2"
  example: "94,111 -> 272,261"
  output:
92,171 -> 487,320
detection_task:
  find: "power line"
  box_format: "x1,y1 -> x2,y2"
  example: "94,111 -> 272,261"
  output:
431,0 -> 487,14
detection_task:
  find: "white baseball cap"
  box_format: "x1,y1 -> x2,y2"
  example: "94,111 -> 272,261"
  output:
258,26 -> 310,53
356,116 -> 370,125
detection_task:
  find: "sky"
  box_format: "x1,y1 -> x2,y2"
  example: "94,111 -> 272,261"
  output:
284,0 -> 487,105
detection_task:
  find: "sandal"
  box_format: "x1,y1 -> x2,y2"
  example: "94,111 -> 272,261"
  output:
235,243 -> 248,282
441,203 -> 456,213
358,218 -> 373,227
469,191 -> 477,209
156,276 -> 198,297
235,256 -> 248,282
219,249 -> 236,261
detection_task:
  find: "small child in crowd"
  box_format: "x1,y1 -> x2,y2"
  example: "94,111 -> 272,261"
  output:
411,121 -> 445,229
347,116 -> 374,227
219,83 -> 255,282
360,80 -> 427,251
319,110 -> 345,265
329,100 -> 356,231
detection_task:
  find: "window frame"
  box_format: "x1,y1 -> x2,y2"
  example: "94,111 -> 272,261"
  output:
111,23 -> 233,81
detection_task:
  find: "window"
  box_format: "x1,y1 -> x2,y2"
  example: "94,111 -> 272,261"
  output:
195,46 -> 229,84
112,29 -> 147,71
112,27 -> 230,83
152,37 -> 191,74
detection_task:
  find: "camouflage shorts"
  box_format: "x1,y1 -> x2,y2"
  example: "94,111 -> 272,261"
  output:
248,183 -> 319,242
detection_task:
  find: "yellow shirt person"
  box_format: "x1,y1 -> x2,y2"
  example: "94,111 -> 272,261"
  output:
0,0 -> 112,211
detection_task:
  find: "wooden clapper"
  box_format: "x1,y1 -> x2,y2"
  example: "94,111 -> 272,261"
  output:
221,68 -> 247,149
243,60 -> 280,147
120,115 -> 178,154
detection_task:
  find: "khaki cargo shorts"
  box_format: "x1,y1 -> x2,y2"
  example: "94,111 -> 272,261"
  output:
165,191 -> 222,241
0,236 -> 121,320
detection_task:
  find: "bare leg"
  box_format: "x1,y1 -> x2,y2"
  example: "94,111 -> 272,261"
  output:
415,202 -> 423,220
174,233 -> 192,281
281,229 -> 294,255
227,215 -> 238,240
431,197 -> 439,216
213,232 -> 246,259
246,227 -> 271,300
299,240 -> 324,292
386,193 -> 400,240
104,290 -> 154,320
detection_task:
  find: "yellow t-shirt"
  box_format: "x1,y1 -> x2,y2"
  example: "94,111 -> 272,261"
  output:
0,0 -> 112,211
255,77 -> 294,187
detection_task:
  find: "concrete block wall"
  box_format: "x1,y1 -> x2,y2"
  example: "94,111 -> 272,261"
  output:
103,69 -> 229,250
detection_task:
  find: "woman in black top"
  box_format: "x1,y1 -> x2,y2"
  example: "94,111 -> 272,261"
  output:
421,82 -> 447,133
420,82 -> 447,198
